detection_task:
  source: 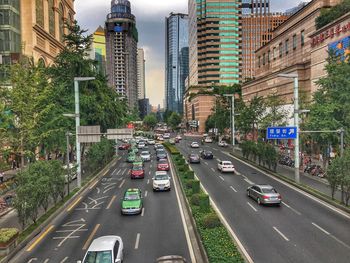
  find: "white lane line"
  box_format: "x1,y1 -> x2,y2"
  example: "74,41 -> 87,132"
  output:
112,168 -> 118,175
144,190 -> 148,197
247,202 -> 258,212
244,178 -> 254,185
28,259 -> 38,263
43,259 -> 50,263
147,179 -> 150,184
134,233 -> 140,249
282,202 -> 302,215
219,176 -> 225,181
235,171 -> 242,176
230,186 -> 238,192
204,161 -> 208,165
118,179 -> 125,188
60,257 -> 69,263
211,168 -> 215,172
148,171 -> 151,175
212,148 -> 218,151
273,227 -> 289,241
141,208 -> 145,217
312,222 -> 330,235
150,164 -> 152,168
122,168 -> 127,175
117,169 -> 121,175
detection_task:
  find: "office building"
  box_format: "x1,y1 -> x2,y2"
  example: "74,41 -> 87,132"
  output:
138,98 -> 150,119
242,0 -> 270,15
90,26 -> 106,75
105,0 -> 138,108
137,48 -> 145,99
165,13 -> 189,114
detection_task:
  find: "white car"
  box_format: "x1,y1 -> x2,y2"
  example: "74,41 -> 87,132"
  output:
204,137 -> 213,143
153,171 -> 171,191
137,142 -> 145,149
63,163 -> 77,183
163,133 -> 170,139
140,151 -> 151,161
79,236 -> 123,263
218,160 -> 235,173
176,135 -> 182,140
148,139 -> 155,145
158,136 -> 164,141
191,142 -> 199,148
218,141 -> 228,147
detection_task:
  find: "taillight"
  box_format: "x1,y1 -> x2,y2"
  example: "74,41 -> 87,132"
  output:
262,195 -> 269,199
278,194 -> 282,199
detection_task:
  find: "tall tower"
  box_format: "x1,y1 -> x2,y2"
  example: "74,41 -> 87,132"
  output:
165,13 -> 189,114
90,26 -> 107,76
137,48 -> 146,99
105,0 -> 138,108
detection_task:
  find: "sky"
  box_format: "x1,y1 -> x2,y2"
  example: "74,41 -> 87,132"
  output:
75,0 -> 309,108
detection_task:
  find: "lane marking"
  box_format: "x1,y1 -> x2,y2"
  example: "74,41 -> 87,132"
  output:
235,171 -> 242,176
112,168 -> 118,175
219,176 -> 225,181
134,233 -> 140,249
312,222 -> 330,235
230,186 -> 238,193
147,179 -> 150,184
67,197 -> 82,212
89,180 -> 99,189
27,225 -> 55,252
43,259 -> 49,263
144,190 -> 148,197
117,169 -> 121,175
211,168 -> 215,172
273,226 -> 289,241
60,257 -> 69,263
244,178 -> 254,185
282,202 -> 302,215
106,196 -> 117,209
82,224 -> 100,250
119,179 -> 125,188
247,202 -> 258,212
204,161 -> 208,165
28,258 -> 38,262
148,171 -> 151,175
141,207 -> 145,217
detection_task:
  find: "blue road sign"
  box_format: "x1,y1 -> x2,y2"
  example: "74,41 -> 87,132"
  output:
267,127 -> 297,139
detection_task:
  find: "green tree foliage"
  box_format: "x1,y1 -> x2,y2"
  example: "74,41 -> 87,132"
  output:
241,141 -> 278,171
316,0 -> 350,29
205,96 -> 230,133
85,138 -> 115,172
143,114 -> 157,129
260,93 -> 288,129
168,112 -> 182,130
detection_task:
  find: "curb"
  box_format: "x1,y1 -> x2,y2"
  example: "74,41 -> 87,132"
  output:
3,158 -> 118,263
0,207 -> 14,218
229,152 -> 350,215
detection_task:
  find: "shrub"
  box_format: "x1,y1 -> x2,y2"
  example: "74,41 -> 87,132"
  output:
163,142 -> 180,155
178,165 -> 187,172
199,194 -> 210,212
202,213 -> 221,229
191,193 -> 201,206
192,179 -> 200,193
0,228 -> 19,243
186,179 -> 196,189
185,170 -> 195,179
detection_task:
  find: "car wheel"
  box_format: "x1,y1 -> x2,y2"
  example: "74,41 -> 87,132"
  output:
257,198 -> 261,205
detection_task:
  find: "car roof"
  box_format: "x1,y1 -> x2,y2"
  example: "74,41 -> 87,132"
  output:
155,171 -> 168,176
126,188 -> 140,194
256,184 -> 273,189
141,151 -> 149,154
88,236 -> 121,251
222,161 -> 232,164
158,158 -> 168,162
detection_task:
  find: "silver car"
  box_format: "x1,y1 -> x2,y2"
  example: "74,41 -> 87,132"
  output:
247,184 -> 281,205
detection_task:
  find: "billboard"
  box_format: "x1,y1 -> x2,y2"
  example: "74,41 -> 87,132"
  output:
328,35 -> 350,61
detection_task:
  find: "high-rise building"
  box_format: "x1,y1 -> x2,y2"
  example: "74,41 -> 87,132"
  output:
90,26 -> 107,75
0,0 -> 74,67
242,0 -> 270,15
137,48 -> 145,99
105,0 -> 138,108
165,13 -> 189,114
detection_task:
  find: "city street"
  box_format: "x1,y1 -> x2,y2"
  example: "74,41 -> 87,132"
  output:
11,150 -> 192,263
178,138 -> 350,263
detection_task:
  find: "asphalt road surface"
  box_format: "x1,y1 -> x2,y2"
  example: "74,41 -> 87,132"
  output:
12,148 -> 192,263
178,137 -> 350,263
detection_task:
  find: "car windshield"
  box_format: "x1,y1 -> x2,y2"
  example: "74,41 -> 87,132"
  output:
190,154 -> 198,158
84,250 -> 112,263
159,160 -> 168,164
124,193 -> 140,200
155,174 -> 169,180
133,165 -> 143,171
261,188 -> 277,193
141,152 -> 149,155
157,151 -> 165,155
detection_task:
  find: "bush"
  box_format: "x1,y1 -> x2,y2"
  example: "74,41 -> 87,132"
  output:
191,193 -> 201,206
0,228 -> 19,243
163,142 -> 180,155
186,179 -> 196,189
185,170 -> 195,179
178,165 -> 187,172
202,213 -> 221,229
199,194 -> 210,212
192,179 -> 200,193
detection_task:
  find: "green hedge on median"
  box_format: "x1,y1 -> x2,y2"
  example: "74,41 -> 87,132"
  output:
163,142 -> 180,155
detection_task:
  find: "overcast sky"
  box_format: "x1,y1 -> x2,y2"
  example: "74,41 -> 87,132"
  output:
75,0 -> 309,107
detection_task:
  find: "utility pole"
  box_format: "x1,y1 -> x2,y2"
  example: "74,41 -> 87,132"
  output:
66,132 -> 71,195
223,94 -> 235,148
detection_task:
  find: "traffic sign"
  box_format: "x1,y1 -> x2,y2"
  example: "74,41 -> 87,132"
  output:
107,128 -> 133,140
267,127 -> 297,139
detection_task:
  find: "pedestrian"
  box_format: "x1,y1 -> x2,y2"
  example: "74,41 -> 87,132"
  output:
12,160 -> 16,170
0,171 -> 4,183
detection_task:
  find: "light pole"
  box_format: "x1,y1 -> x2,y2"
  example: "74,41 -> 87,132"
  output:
223,94 -> 235,148
66,132 -> 73,194
278,73 -> 300,183
73,77 -> 95,188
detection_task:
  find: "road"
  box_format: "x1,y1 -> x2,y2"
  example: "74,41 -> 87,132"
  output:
12,148 -> 192,263
178,137 -> 350,263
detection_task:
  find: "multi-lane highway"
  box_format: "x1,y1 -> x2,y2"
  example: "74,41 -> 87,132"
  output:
12,147 -> 192,263
178,137 -> 350,263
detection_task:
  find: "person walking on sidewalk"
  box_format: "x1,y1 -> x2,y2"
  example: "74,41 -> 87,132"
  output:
0,171 -> 3,183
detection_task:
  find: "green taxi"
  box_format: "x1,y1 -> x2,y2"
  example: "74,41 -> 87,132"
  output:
127,153 -> 136,163
121,188 -> 143,215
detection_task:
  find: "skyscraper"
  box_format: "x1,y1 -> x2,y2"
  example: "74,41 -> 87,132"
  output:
105,0 -> 138,108
90,26 -> 107,75
165,13 -> 189,114
242,0 -> 270,15
137,48 -> 145,99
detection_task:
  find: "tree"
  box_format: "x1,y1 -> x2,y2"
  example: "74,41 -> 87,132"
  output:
143,114 -> 157,129
168,112 -> 182,130
316,0 -> 350,29
260,93 -> 288,129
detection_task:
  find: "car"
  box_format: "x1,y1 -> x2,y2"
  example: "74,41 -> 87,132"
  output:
153,171 -> 171,191
126,153 -> 136,163
190,142 -> 199,148
140,151 -> 151,161
137,142 -> 145,149
175,137 -> 180,143
130,164 -> 145,179
157,158 -> 170,171
175,135 -> 182,141
158,136 -> 164,141
217,160 -> 235,173
128,147 -> 138,154
218,141 -> 228,147
200,150 -> 214,159
188,154 -> 200,164
156,150 -> 167,160
118,143 -> 130,150
63,163 -> 77,183
148,139 -> 155,145
121,188 -> 143,215
156,255 -> 187,263
79,236 -> 123,263
247,184 -> 282,205
169,138 -> 176,145
154,143 -> 162,150
163,133 -> 170,139
204,137 -> 213,143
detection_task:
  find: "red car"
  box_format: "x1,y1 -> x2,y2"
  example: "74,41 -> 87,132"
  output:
157,159 -> 170,171
130,165 -> 145,179
119,143 -> 130,150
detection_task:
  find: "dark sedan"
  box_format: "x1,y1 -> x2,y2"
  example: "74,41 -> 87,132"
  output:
188,154 -> 200,164
200,150 -> 213,159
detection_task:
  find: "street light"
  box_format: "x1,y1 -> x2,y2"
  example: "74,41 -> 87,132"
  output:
223,94 -> 235,148
277,73 -> 300,183
73,77 -> 95,188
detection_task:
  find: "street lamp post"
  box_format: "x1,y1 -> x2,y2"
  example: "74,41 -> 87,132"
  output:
278,73 -> 300,183
66,132 -> 73,194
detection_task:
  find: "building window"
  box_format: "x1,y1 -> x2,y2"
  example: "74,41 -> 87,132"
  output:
293,34 -> 297,50
301,30 -> 305,46
268,50 -> 270,63
36,0 -> 44,27
273,47 -> 276,60
48,0 -> 55,37
285,39 -> 289,54
258,56 -> 261,68
263,53 -> 266,65
59,4 -> 65,42
279,43 -> 282,58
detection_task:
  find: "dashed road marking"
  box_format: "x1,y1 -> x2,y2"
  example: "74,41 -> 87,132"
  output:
282,202 -> 301,215
141,208 -> 145,217
83,224 -> 100,250
60,257 -> 69,263
117,169 -> 121,175
230,186 -> 237,192
147,179 -> 150,184
43,259 -> 49,263
247,202 -> 258,212
312,222 -> 330,235
219,176 -> 225,181
244,178 -> 254,185
204,161 -> 208,165
28,258 -> 38,262
106,196 -> 117,209
135,233 -> 140,249
144,191 -> 148,197
273,227 -> 289,241
119,179 -> 125,188
211,168 -> 215,172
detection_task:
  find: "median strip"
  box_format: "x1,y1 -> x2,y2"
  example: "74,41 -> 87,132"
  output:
26,225 -> 55,252
66,197 -> 82,212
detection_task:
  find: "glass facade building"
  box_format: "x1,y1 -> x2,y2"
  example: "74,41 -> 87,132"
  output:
165,13 -> 189,114
242,0 -> 270,15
